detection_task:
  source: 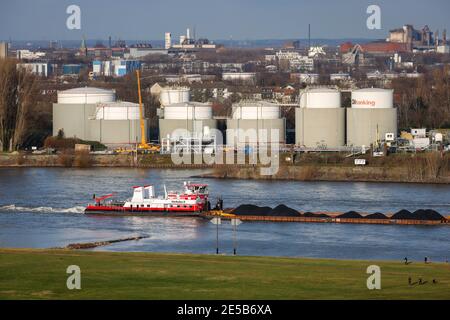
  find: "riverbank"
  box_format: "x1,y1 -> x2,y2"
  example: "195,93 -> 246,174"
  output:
1,249 -> 449,299
0,152 -> 449,184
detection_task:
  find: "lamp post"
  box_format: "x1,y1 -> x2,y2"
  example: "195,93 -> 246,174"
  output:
231,218 -> 242,255
210,217 -> 221,254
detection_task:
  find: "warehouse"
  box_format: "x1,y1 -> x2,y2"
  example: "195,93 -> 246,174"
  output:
53,87 -> 148,146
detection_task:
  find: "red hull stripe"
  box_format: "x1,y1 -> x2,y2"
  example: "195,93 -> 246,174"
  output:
85,205 -> 201,213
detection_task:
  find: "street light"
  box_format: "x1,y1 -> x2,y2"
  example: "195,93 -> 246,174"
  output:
210,217 -> 221,254
231,218 -> 242,255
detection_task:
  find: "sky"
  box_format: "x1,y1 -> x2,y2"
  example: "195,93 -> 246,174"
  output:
1,0 -> 450,41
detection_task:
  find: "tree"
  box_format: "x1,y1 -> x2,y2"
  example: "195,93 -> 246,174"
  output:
0,59 -> 40,151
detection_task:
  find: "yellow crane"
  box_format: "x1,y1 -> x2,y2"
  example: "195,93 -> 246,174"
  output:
136,69 -> 147,149
115,70 -> 160,154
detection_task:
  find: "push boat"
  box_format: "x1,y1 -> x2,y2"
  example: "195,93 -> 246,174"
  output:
85,182 -> 211,216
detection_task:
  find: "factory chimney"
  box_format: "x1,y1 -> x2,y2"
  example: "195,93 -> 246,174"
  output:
435,30 -> 439,49
165,32 -> 172,49
443,29 -> 447,45
187,28 -> 190,40
308,24 -> 311,50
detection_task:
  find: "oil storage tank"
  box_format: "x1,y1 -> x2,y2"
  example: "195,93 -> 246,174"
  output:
159,87 -> 190,107
295,88 -> 345,148
346,88 -> 397,147
53,87 -> 148,146
226,101 -> 286,147
159,102 -> 217,140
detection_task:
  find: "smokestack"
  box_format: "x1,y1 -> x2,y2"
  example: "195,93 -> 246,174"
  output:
165,32 -> 172,49
308,24 -> 311,50
443,29 -> 447,45
187,28 -> 190,40
435,30 -> 439,48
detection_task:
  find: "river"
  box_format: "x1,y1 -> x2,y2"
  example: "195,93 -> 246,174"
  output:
0,168 -> 449,261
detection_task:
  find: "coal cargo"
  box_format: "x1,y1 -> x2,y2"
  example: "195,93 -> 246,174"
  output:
337,211 -> 363,219
391,209 -> 412,219
411,209 -> 444,221
269,204 -> 301,217
303,212 -> 330,218
365,212 -> 389,220
232,204 -> 272,216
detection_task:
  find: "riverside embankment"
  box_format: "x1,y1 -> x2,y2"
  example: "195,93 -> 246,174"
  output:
0,152 -> 449,184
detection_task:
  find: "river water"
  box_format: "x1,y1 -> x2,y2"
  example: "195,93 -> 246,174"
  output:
0,168 -> 449,261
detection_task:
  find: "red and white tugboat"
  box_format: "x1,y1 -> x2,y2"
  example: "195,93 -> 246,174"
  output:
85,182 -> 210,216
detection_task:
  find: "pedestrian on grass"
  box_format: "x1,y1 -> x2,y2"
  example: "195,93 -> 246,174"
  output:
408,276 -> 412,285
404,257 -> 408,265
424,257 -> 428,264
419,278 -> 423,285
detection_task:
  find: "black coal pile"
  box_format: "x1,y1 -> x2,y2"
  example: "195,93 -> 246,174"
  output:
232,204 -> 272,216
411,209 -> 444,221
391,209 -> 444,221
365,212 -> 388,220
302,212 -> 330,218
269,204 -> 301,217
337,211 -> 363,219
391,209 -> 412,219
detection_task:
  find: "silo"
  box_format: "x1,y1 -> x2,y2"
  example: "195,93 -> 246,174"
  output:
159,102 -> 217,140
159,87 -> 190,107
346,88 -> 397,147
295,88 -> 345,148
226,101 -> 285,147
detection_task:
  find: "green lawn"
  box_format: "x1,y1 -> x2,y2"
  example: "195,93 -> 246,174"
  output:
0,248 -> 449,300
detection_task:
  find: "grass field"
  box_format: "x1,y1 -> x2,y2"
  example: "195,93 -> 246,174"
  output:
0,248 -> 449,300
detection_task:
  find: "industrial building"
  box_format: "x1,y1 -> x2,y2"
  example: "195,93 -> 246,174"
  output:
227,101 -> 286,147
92,60 -> 141,77
346,88 -> 397,147
17,62 -> 52,77
53,87 -> 147,146
296,88 -> 345,148
222,72 -> 256,83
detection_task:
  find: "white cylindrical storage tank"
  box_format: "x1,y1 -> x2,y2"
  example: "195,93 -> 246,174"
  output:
347,88 -> 397,147
163,102 -> 212,120
351,88 -> 393,108
299,88 -> 341,108
159,102 -> 217,141
57,87 -> 116,104
296,88 -> 345,148
232,101 -> 280,119
96,102 -> 140,120
227,101 -> 285,147
160,87 -> 190,107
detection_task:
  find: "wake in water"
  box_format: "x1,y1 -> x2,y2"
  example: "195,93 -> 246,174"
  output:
0,204 -> 85,214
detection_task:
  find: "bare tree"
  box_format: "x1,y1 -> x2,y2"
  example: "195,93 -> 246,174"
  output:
0,59 -> 39,151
